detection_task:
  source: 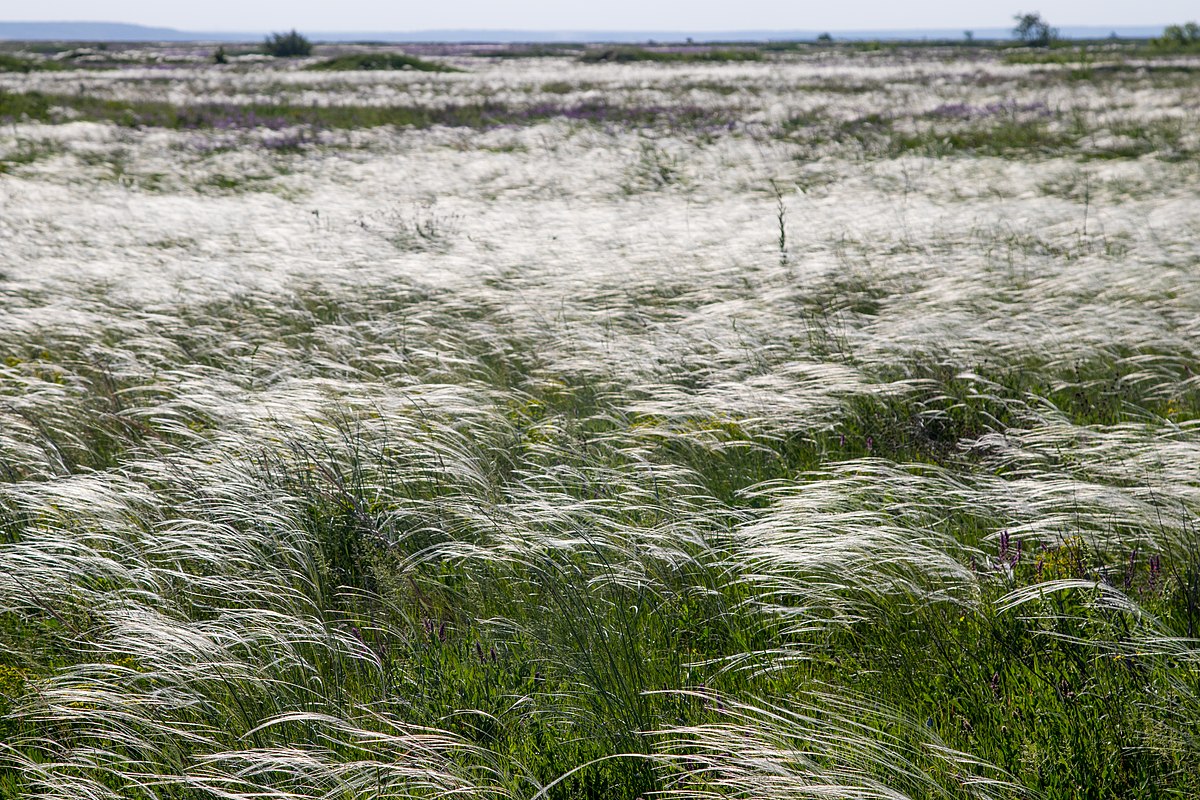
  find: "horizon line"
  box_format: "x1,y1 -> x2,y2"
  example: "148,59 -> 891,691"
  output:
0,19 -> 1175,34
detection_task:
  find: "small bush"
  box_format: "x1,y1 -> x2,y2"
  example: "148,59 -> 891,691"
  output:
306,53 -> 460,73
264,30 -> 313,58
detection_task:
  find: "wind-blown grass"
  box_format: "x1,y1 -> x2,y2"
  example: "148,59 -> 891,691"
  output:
1,43 -> 1200,800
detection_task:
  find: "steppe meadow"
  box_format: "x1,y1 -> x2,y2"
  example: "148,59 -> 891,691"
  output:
1,36 -> 1200,799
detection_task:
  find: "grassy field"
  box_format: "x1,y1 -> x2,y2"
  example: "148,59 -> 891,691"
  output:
2,41 -> 1200,799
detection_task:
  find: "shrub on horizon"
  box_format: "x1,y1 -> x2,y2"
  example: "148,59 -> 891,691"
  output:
264,29 -> 313,58
1012,12 -> 1058,47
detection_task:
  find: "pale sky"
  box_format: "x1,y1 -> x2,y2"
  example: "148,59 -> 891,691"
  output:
4,1 -> 1193,31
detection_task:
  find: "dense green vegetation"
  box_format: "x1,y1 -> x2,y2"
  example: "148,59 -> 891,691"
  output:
579,46 -> 762,63
1151,21 -> 1200,52
307,52 -> 462,72
0,53 -> 63,73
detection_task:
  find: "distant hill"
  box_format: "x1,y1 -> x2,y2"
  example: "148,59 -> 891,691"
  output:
0,20 -> 1169,43
0,21 -> 196,41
